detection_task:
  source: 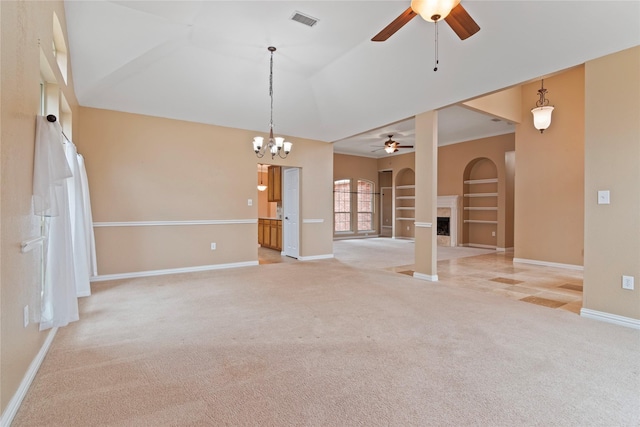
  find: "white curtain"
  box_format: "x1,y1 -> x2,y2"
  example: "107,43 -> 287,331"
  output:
33,116 -> 97,330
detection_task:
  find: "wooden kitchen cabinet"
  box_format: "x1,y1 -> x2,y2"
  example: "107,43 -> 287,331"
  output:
258,218 -> 282,251
267,166 -> 282,202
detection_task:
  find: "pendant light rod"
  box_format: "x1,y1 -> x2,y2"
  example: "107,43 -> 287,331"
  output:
252,46 -> 293,159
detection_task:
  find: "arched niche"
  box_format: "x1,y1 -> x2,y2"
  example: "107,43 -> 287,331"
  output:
394,168 -> 415,238
462,158 -> 498,248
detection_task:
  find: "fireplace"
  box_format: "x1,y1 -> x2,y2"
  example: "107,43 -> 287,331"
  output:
437,196 -> 459,247
437,217 -> 450,236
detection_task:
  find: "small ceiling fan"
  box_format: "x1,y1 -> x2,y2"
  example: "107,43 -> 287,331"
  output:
372,0 -> 480,42
373,135 -> 414,154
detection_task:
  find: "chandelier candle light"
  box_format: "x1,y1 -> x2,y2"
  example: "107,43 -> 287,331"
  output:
252,47 -> 293,159
531,79 -> 554,133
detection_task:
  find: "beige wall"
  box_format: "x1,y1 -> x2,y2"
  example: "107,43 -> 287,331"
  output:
0,0 -> 79,414
78,107 -> 333,275
583,47 -> 640,320
438,133 -> 515,248
514,66 -> 585,267
333,154 -> 379,237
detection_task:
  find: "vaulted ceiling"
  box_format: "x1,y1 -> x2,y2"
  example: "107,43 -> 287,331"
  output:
64,1 -> 639,157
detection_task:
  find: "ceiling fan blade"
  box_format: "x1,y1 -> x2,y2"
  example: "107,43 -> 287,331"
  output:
444,3 -> 480,40
396,145 -> 414,148
372,7 -> 417,42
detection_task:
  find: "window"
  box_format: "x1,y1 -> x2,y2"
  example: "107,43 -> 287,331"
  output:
357,180 -> 374,231
334,179 -> 351,232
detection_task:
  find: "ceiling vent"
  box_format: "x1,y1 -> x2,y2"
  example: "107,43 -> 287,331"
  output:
491,118 -> 502,122
291,11 -> 319,27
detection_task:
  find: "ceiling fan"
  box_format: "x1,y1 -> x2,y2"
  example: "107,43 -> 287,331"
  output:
372,0 -> 480,42
373,135 -> 414,154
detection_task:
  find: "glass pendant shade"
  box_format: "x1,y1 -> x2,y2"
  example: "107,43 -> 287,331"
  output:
411,0 -> 460,21
531,106 -> 554,133
253,137 -> 264,153
384,145 -> 395,154
283,141 -> 292,154
257,184 -> 267,192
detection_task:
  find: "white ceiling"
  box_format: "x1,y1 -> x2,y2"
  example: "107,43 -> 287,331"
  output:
64,1 -> 640,157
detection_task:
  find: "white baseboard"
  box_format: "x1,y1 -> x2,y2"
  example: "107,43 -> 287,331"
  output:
496,247 -> 514,252
462,243 -> 497,250
298,254 -> 334,261
90,261 -> 258,282
513,257 -> 583,271
333,234 -> 379,241
0,327 -> 58,427
413,272 -> 439,282
580,308 -> 640,329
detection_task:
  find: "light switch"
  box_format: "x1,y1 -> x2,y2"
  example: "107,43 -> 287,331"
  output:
248,199 -> 253,206
597,190 -> 610,205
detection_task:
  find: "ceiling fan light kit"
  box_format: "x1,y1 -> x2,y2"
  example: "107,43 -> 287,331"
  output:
252,46 -> 293,159
531,79 -> 554,133
411,0 -> 460,22
371,0 -> 480,71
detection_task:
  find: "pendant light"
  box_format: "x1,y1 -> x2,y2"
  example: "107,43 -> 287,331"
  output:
252,47 -> 293,159
531,79 -> 554,133
257,165 -> 267,192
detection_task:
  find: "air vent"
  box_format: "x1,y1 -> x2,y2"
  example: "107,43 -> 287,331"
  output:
490,118 -> 501,122
291,11 -> 319,27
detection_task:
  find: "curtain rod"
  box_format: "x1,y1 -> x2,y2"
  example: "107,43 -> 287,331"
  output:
46,114 -> 72,144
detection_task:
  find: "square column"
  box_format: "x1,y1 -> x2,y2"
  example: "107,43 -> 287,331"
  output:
413,111 -> 438,281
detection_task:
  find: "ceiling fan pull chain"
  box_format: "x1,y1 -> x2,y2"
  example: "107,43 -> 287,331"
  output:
434,20 -> 439,72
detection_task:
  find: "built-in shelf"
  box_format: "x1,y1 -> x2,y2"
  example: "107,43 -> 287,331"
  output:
464,178 -> 498,185
464,220 -> 498,224
396,185 -> 415,189
396,207 -> 415,210
396,218 -> 415,221
396,196 -> 415,200
464,193 -> 498,198
464,207 -> 498,211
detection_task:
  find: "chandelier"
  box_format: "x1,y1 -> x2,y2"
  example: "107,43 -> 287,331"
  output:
252,46 -> 292,159
531,79 -> 554,133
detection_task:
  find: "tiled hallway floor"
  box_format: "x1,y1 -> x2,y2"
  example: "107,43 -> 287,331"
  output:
389,251 -> 583,314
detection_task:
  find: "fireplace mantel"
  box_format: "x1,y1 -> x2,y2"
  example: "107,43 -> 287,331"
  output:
437,196 -> 460,247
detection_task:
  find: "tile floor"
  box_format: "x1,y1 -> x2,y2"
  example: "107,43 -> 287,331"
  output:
388,251 -> 583,314
261,243 -> 583,314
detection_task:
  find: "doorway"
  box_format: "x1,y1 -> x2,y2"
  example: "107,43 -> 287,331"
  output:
283,167 -> 300,258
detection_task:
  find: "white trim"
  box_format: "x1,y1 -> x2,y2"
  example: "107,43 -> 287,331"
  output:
93,219 -> 257,227
333,234 -> 380,241
415,222 -> 432,228
464,243 -> 497,250
413,272 -> 439,282
298,254 -> 334,261
464,178 -> 498,185
463,193 -> 498,197
0,328 -> 58,427
90,261 -> 258,282
464,220 -> 498,224
496,247 -> 514,252
580,308 -> 640,329
513,257 -> 583,271
302,219 -> 324,224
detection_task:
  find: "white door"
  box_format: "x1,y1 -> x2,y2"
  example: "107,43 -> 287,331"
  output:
283,167 -> 300,258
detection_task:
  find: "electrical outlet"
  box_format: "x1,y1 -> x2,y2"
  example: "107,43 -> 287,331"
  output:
247,199 -> 253,206
210,242 -> 216,250
491,231 -> 496,237
406,226 -> 410,231
622,275 -> 634,290
24,305 -> 29,328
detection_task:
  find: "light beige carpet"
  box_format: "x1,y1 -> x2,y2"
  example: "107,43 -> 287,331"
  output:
12,250 -> 640,426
